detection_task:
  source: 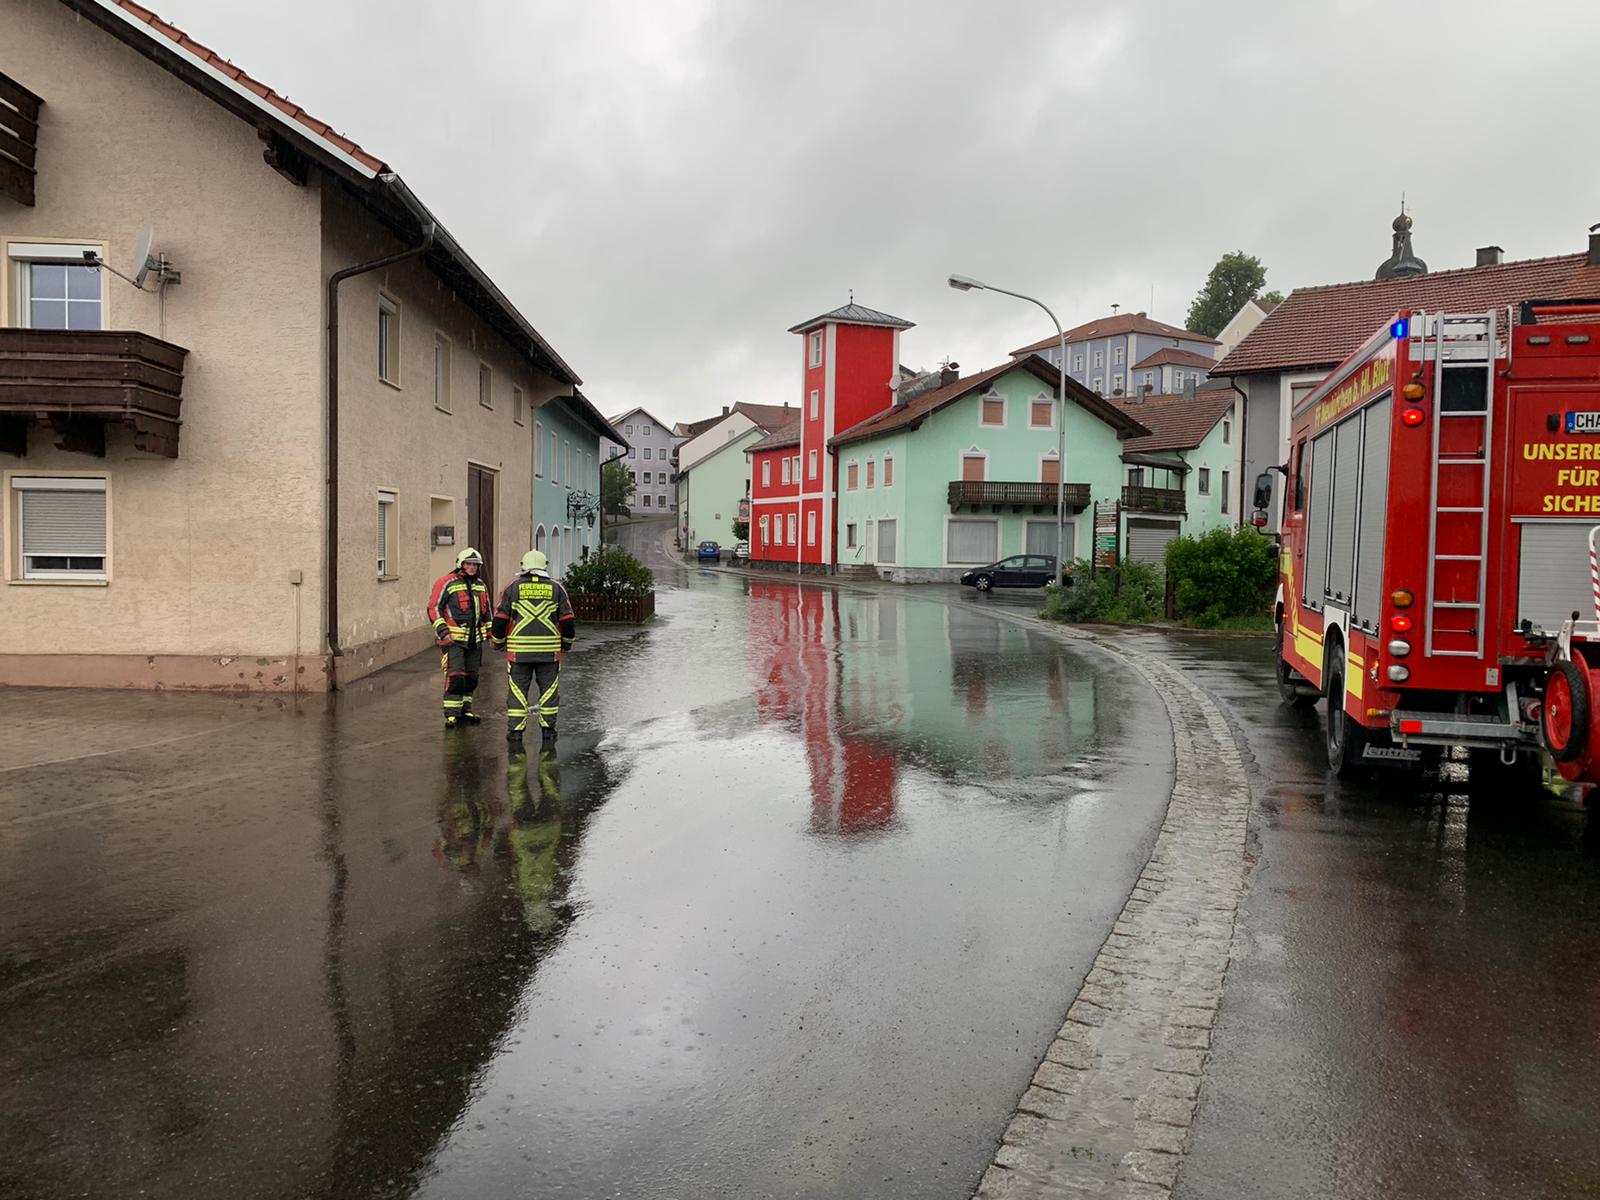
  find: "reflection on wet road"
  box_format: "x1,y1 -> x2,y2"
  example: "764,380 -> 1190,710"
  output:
0,519 -> 1173,1200
1145,633 -> 1600,1200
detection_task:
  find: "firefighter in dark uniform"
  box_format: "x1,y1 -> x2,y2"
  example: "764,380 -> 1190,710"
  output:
426,546 -> 492,728
491,549 -> 576,753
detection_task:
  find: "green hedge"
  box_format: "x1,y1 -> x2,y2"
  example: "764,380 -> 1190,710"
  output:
1164,527 -> 1277,627
562,544 -> 654,598
1041,558 -> 1162,624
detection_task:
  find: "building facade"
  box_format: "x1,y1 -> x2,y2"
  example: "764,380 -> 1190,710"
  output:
0,0 -> 585,690
532,392 -> 622,578
675,402 -> 792,550
600,406 -> 680,514
1011,312 -> 1218,399
1115,390 -> 1239,563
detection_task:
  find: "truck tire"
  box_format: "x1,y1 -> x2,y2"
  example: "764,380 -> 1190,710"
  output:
1542,660 -> 1590,763
1324,655 -> 1367,779
1276,625 -> 1316,709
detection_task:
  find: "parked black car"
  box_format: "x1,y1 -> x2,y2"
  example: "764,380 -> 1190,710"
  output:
959,554 -> 1068,592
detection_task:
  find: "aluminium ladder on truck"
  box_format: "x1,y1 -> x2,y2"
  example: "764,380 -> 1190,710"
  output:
1414,310 -> 1503,660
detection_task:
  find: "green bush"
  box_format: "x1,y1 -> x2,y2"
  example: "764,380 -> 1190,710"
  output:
562,544 -> 654,598
1041,558 -> 1162,624
1164,526 -> 1277,627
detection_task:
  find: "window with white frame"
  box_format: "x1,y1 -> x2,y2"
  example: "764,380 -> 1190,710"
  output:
644,447 -> 652,460
378,295 -> 400,384
12,475 -> 107,579
762,460 -> 771,487
809,389 -> 820,420
1198,467 -> 1211,495
808,449 -> 818,479
535,421 -> 544,475
1073,353 -> 1084,372
1030,397 -> 1053,428
433,335 -> 452,412
478,362 -> 493,408
787,513 -> 797,543
513,386 -> 525,426
657,494 -> 666,506
1222,417 -> 1232,444
1093,348 -> 1104,367
791,455 -> 799,480
642,494 -> 652,507
377,490 -> 397,577
626,446 -> 635,459
845,522 -> 857,548
809,331 -> 823,367
1113,372 -> 1124,394
566,442 -> 573,483
759,514 -> 770,545
1092,376 -> 1103,393
846,461 -> 859,490
883,455 -> 893,486
946,518 -> 998,565
642,471 -> 651,485
625,424 -> 635,435
1143,371 -> 1154,389
781,457 -> 790,485
1221,471 -> 1231,513
866,458 -> 875,488
9,243 -> 105,330
980,393 -> 1005,426
1114,345 -> 1124,365
642,424 -> 651,436
551,432 -> 560,482
806,510 -> 817,545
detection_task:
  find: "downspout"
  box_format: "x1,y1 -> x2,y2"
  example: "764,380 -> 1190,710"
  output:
325,218 -> 435,683
1226,375 -> 1248,527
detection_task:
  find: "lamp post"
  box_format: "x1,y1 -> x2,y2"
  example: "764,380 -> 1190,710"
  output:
948,274 -> 1069,584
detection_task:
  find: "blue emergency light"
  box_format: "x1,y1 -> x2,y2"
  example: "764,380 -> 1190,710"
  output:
1390,317 -> 1409,340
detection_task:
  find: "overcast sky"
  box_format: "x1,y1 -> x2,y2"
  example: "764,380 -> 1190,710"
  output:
157,0 -> 1599,425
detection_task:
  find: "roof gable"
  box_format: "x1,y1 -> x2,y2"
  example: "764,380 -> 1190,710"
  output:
787,302 -> 915,334
1131,347 -> 1216,371
1011,312 -> 1218,356
1116,392 -> 1235,454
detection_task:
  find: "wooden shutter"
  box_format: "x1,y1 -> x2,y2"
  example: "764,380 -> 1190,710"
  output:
981,397 -> 1004,425
1040,458 -> 1060,484
1032,400 -> 1053,427
962,455 -> 985,482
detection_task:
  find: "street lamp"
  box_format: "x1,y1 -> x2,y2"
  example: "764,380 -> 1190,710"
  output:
948,274 -> 1069,585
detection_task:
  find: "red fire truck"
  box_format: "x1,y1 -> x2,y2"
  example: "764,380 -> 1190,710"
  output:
1263,299 -> 1600,780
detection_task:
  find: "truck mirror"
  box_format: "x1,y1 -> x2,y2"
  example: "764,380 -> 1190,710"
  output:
1252,473 -> 1273,511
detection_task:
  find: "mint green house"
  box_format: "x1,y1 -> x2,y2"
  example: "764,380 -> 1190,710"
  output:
830,357 -> 1148,582
1115,390 -> 1239,564
676,402 -> 794,550
532,391 -> 622,579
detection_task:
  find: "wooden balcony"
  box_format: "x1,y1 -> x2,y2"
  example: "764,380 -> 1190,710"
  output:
1121,484 -> 1186,514
947,480 -> 1090,512
0,329 -> 189,458
0,72 -> 41,207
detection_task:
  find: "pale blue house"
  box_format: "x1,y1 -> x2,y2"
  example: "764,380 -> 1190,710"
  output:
533,391 -> 624,578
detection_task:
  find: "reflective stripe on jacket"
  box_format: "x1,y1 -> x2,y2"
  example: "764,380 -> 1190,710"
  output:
492,573 -> 576,662
427,571 -> 492,644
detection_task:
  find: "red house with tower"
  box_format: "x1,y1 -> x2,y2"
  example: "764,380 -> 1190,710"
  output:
749,302 -> 913,570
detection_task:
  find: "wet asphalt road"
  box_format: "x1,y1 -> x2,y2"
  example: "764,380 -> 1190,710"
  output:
0,517 -> 1173,1200
1140,632 -> 1600,1200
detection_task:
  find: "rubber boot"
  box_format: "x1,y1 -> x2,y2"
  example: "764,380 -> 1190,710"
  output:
445,714 -> 459,729
506,729 -> 525,755
540,727 -> 557,753
460,706 -> 482,725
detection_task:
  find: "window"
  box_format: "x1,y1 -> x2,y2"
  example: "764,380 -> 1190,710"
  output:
642,424 -> 651,436
866,459 -> 875,488
566,442 -> 573,484
1222,417 -> 1232,445
1127,467 -> 1145,486
808,449 -> 818,479
630,471 -> 638,485
781,457 -> 791,485
806,511 -> 817,545
1073,354 -> 1084,372
625,424 -> 635,436
535,421 -> 544,475
377,490 -> 397,578
845,522 -> 857,548
1093,349 -> 1104,367
513,386 -> 525,426
1041,455 -> 1060,484
961,453 -> 986,482
760,515 -> 770,546
1113,373 -> 1124,394
810,389 -> 820,420
658,494 -> 667,507
1198,467 -> 1211,495
551,432 -> 559,482
478,363 -> 493,408
12,475 -> 107,579
1114,345 -> 1125,365
1030,398 -> 1053,428
883,456 -> 893,486
1092,377 -> 1103,394
1143,371 -> 1154,390
1221,470 -> 1231,514
791,455 -> 800,481
809,331 -> 823,367
378,295 -> 399,384
10,244 -> 105,330
642,494 -> 652,507
433,335 -> 452,412
947,518 -> 999,565
627,446 -> 636,459
762,460 -> 771,487
980,394 -> 1005,426
787,513 -> 797,544
846,462 -> 859,490
642,471 -> 651,485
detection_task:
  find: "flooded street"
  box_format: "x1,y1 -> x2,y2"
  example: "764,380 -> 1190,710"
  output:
0,520 -> 1173,1199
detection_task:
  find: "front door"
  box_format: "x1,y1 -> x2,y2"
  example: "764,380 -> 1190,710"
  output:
467,464 -> 497,590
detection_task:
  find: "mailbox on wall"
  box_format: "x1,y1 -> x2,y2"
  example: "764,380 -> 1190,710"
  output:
431,525 -> 455,548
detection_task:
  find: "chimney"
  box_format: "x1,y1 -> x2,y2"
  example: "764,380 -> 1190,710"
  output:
1184,377 -> 1196,400
721,405 -> 729,417
1589,223 -> 1600,267
940,361 -> 960,387
1476,245 -> 1504,267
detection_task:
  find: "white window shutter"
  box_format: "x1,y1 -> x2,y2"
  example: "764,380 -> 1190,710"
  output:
21,489 -> 106,555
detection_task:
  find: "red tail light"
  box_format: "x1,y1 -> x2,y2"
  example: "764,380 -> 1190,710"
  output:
1401,407 -> 1426,427
1399,719 -> 1423,734
1390,614 -> 1413,633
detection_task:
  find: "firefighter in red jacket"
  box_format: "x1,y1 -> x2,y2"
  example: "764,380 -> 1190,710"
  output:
426,546 -> 492,728
491,549 -> 576,753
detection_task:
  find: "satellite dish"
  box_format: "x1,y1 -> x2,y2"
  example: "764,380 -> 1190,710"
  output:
131,224 -> 157,289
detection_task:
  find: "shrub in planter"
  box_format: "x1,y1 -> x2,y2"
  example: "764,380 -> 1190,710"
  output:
1041,558 -> 1161,624
1164,526 -> 1277,627
563,544 -> 653,598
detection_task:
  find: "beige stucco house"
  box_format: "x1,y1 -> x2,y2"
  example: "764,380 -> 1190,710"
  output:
1,0 -> 596,691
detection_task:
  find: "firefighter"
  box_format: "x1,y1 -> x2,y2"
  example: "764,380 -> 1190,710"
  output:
491,549 -> 576,754
426,546 -> 492,728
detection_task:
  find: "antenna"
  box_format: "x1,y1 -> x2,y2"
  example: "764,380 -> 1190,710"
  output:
132,224 -> 157,289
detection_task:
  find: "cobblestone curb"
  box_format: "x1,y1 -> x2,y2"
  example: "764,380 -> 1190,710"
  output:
973,629 -> 1250,1199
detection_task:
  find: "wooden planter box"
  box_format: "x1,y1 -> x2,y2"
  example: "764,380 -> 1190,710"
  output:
571,592 -> 656,624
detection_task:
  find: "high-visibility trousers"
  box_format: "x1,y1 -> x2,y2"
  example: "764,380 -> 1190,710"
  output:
441,643 -> 482,716
506,659 -> 560,735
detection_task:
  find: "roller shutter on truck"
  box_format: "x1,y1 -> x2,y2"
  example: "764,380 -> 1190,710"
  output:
1327,417 -> 1362,604
1352,397 -> 1392,631
1304,431 -> 1333,606
1516,522 -> 1596,635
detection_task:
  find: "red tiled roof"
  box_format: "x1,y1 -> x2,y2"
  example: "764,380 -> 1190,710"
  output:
734,402 -> 798,430
1131,347 -> 1216,371
748,415 -> 802,454
107,1 -> 388,174
1215,252 -> 1600,376
1011,312 -> 1218,356
831,355 -> 1148,448
1116,392 -> 1235,454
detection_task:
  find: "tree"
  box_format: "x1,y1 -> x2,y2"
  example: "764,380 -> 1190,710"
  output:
1186,251 -> 1270,338
1260,289 -> 1284,308
600,459 -> 635,515
731,518 -> 749,541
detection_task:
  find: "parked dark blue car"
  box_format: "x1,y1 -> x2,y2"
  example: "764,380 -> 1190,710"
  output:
696,540 -> 721,563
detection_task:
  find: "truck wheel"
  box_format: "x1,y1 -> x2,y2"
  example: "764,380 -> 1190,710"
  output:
1324,657 -> 1367,779
1542,660 -> 1590,763
1276,626 -> 1316,709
